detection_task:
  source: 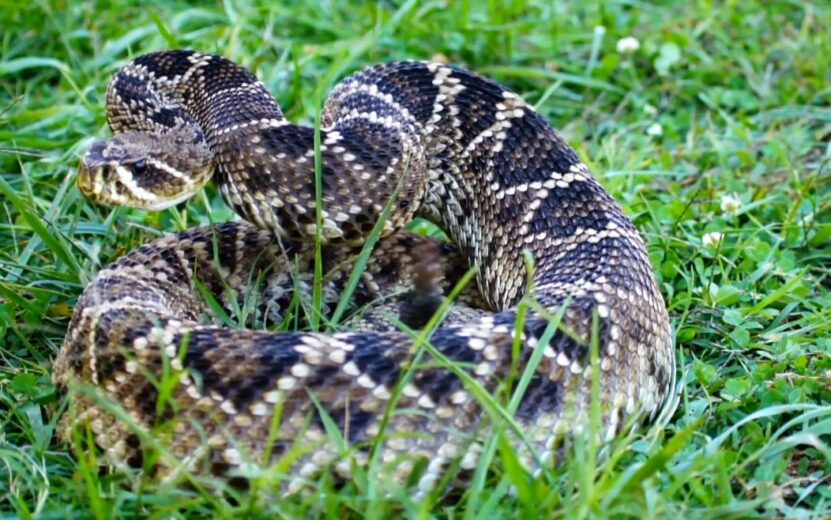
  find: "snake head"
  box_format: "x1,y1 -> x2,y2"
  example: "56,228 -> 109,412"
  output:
77,129 -> 214,210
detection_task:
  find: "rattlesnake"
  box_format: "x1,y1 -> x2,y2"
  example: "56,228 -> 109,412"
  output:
54,50 -> 675,493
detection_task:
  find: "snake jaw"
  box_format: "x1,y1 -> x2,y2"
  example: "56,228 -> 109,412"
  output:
76,156 -> 103,199
76,147 -> 124,204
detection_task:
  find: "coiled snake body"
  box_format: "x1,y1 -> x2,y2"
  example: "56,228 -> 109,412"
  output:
55,51 -> 674,493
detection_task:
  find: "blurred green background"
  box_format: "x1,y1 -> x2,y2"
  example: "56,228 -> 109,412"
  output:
1,1 -> 829,517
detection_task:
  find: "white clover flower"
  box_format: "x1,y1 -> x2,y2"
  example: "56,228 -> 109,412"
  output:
594,25 -> 607,37
616,36 -> 640,54
702,231 -> 724,248
646,122 -> 663,136
720,193 -> 742,216
643,103 -> 658,115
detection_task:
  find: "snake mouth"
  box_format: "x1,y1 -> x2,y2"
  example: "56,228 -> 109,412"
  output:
76,157 -> 106,200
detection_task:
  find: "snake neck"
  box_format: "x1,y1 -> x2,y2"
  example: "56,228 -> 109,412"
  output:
108,51 -> 429,245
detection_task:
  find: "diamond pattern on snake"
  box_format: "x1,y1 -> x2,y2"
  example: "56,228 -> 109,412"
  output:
55,50 -> 675,494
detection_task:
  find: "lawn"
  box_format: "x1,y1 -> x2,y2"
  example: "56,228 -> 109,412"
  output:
1,0 -> 830,517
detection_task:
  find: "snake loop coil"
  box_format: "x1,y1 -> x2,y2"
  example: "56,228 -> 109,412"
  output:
55,51 -> 675,494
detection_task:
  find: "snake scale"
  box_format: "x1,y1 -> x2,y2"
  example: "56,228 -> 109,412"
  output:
54,50 -> 675,493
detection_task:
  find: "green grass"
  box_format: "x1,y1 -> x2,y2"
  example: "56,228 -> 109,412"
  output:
2,0 -> 830,517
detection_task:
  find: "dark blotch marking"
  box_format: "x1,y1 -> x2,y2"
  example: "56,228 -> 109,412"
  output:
125,434 -> 144,468
410,328 -> 481,404
350,338 -> 401,387
377,256 -> 401,278
515,374 -> 561,420
180,331 -> 302,410
398,289 -> 443,329
305,364 -> 341,388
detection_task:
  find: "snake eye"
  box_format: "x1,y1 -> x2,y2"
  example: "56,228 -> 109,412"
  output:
133,160 -> 147,175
